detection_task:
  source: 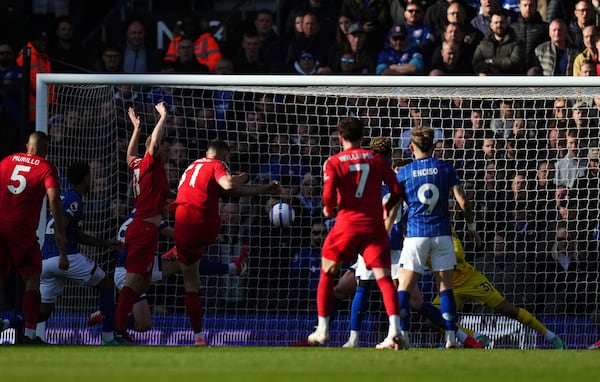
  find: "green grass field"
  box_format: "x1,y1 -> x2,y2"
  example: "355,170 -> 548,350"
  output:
0,346 -> 597,382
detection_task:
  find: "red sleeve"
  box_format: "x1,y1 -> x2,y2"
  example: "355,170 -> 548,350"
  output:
213,160 -> 230,183
44,163 -> 60,190
322,158 -> 337,215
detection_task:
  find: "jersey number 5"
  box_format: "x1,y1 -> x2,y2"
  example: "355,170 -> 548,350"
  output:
7,164 -> 31,194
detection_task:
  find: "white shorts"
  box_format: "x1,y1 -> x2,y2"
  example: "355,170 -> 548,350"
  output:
399,236 -> 456,274
355,250 -> 401,281
40,254 -> 106,303
114,260 -> 163,291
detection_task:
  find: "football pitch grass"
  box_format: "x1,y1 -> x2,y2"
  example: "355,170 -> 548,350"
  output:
0,346 -> 596,382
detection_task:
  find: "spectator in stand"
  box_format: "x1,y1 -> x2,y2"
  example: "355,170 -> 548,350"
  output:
93,43 -> 123,73
46,16 -> 87,72
531,19 -> 579,75
472,0 -> 519,36
426,0 -> 478,41
121,18 -> 160,74
556,128 -> 588,188
234,31 -> 270,74
569,0 -> 597,52
510,0 -> 549,72
284,0 -> 339,41
472,12 -> 525,74
579,57 -> 598,75
445,1 -> 484,49
337,23 -> 379,73
164,14 -> 222,73
341,0 -> 393,52
171,36 -> 209,73
573,25 -> 599,76
403,1 -> 436,62
252,9 -> 283,71
429,39 -> 475,74
334,51 -> 363,74
334,13 -> 355,54
376,23 -> 425,75
16,27 -> 51,125
546,0 -> 577,22
286,11 -> 332,71
292,50 -> 321,74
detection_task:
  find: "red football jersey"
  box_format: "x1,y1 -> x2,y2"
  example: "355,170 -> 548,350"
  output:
171,157 -> 230,219
0,153 -> 61,230
322,147 -> 402,227
131,152 -> 169,219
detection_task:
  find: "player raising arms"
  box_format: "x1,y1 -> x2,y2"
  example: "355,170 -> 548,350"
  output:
394,126 -> 481,350
171,139 -> 280,346
0,131 -> 67,344
114,102 -> 170,344
38,161 -> 123,344
308,117 -> 403,347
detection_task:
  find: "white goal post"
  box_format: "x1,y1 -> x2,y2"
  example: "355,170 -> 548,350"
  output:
31,74 -> 600,349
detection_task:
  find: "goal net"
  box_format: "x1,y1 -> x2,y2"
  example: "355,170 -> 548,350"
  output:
14,74 -> 600,348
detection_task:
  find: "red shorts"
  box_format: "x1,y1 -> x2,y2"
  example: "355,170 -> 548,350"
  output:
174,207 -> 221,265
124,218 -> 159,279
321,224 -> 391,269
0,222 -> 42,278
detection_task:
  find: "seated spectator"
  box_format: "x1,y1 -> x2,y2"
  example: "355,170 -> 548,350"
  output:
171,36 -> 210,73
376,23 -> 425,75
444,1 -> 484,48
510,0 -> 549,72
403,1 -> 436,61
93,43 -> 123,73
530,19 -> 579,76
472,12 -> 525,74
292,50 -> 321,74
120,18 -> 160,73
578,58 -> 598,75
426,0 -> 478,40
332,22 -> 378,73
569,0 -> 597,52
429,39 -> 475,75
46,16 -> 88,72
234,31 -> 270,74
286,11 -> 332,71
340,0 -> 393,52
555,128 -> 588,188
163,14 -> 222,73
572,25 -> 599,76
253,9 -> 283,71
471,0 -> 519,36
334,51 -> 362,74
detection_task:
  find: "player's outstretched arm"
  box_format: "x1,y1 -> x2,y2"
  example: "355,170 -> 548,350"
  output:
452,184 -> 482,248
126,107 -> 142,166
79,232 -> 123,251
148,102 -> 168,158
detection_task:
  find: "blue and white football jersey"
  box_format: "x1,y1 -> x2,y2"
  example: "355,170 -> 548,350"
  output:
42,189 -> 84,259
396,157 -> 459,237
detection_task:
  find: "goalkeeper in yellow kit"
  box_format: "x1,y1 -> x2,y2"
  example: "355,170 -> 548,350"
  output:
412,228 -> 567,349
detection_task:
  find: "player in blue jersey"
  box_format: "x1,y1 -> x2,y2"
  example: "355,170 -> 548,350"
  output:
394,126 -> 481,350
38,161 -> 123,344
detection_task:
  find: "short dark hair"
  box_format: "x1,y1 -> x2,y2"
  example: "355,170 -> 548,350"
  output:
209,139 -> 231,153
337,117 -> 364,142
67,161 -> 90,185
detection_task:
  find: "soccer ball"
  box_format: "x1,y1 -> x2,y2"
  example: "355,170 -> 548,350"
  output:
270,202 -> 296,228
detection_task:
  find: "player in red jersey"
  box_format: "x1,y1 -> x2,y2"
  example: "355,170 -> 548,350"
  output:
170,139 -> 280,346
307,117 -> 404,347
114,102 -> 170,344
0,131 -> 67,343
